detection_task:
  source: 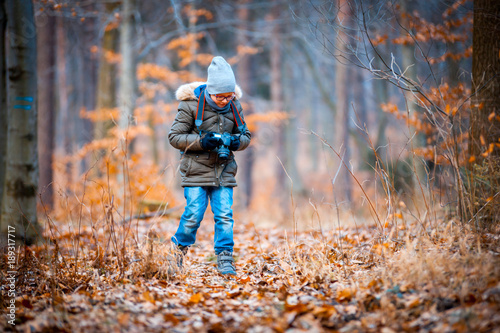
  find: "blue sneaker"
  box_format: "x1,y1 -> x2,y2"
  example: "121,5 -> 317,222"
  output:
217,251 -> 236,275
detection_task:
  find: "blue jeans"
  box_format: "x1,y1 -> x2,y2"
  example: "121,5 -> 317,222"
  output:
172,186 -> 234,254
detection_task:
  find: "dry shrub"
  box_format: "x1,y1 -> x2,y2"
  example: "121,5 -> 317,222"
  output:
467,157 -> 500,230
52,146 -> 176,223
128,235 -> 181,280
393,223 -> 498,293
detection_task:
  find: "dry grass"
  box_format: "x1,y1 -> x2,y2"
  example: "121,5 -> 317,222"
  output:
2,198 -> 500,332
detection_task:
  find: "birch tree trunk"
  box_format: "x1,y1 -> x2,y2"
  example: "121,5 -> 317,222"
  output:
0,0 -> 7,212
118,0 -> 136,132
1,0 -> 41,244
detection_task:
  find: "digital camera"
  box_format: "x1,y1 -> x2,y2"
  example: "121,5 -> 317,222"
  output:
212,132 -> 232,160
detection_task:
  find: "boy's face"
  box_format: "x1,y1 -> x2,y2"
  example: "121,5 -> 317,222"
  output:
211,93 -> 235,108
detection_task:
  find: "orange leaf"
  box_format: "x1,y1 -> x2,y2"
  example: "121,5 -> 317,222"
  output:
469,155 -> 476,163
164,313 -> 180,326
312,305 -> 337,318
237,276 -> 251,284
368,279 -> 381,289
480,135 -> 486,146
488,112 -> 496,122
482,143 -> 495,157
285,302 -> 309,313
189,293 -> 203,304
118,313 -> 130,325
337,288 -> 356,301
405,297 -> 421,309
142,291 -> 155,304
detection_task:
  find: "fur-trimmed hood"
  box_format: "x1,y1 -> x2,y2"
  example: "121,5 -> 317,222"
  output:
175,81 -> 243,101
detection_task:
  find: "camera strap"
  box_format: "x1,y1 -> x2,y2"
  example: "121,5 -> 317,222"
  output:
195,87 -> 246,134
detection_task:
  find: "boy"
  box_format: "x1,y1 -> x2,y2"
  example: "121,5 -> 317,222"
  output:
168,56 -> 251,275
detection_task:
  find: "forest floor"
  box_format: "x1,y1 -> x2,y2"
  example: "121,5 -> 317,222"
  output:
2,213 -> 500,332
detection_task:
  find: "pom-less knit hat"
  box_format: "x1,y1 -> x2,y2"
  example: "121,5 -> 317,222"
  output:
206,56 -> 236,95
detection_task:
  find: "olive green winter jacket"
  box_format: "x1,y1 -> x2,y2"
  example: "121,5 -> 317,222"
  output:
168,82 -> 251,187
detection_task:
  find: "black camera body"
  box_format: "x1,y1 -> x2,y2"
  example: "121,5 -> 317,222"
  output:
212,132 -> 232,160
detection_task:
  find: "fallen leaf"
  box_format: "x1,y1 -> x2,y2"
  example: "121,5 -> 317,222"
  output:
188,293 -> 203,304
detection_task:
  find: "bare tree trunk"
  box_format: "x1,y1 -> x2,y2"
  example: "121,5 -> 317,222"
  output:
298,42 -> 336,171
335,61 -> 353,204
118,0 -> 136,132
148,111 -> 159,164
352,67 -> 370,169
69,24 -> 83,178
236,0 -> 255,208
372,56 -> 389,163
81,11 -> 98,172
334,0 -> 353,205
469,0 -> 500,226
95,4 -> 118,142
270,2 -> 286,202
1,0 -> 41,244
443,0 -> 462,85
400,0 -> 425,196
0,0 -> 7,212
354,68 -> 368,131
56,17 -> 73,186
283,40 -> 304,196
299,42 -> 337,119
37,11 -> 56,210
400,0 -> 417,87
188,0 -> 198,75
306,69 -> 318,171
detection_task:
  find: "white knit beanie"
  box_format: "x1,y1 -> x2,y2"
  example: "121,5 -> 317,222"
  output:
206,56 -> 236,94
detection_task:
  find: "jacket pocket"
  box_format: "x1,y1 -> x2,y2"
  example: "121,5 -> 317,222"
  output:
224,159 -> 237,177
179,156 -> 192,177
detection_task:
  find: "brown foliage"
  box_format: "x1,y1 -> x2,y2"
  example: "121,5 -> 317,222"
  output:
2,217 -> 499,332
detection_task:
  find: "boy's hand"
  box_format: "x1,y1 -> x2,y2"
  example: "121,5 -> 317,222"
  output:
229,135 -> 240,151
201,132 -> 221,151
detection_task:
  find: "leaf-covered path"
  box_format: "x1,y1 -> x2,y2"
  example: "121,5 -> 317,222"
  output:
2,216 -> 500,332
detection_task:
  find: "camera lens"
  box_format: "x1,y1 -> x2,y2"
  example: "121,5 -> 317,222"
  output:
217,146 -> 230,160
